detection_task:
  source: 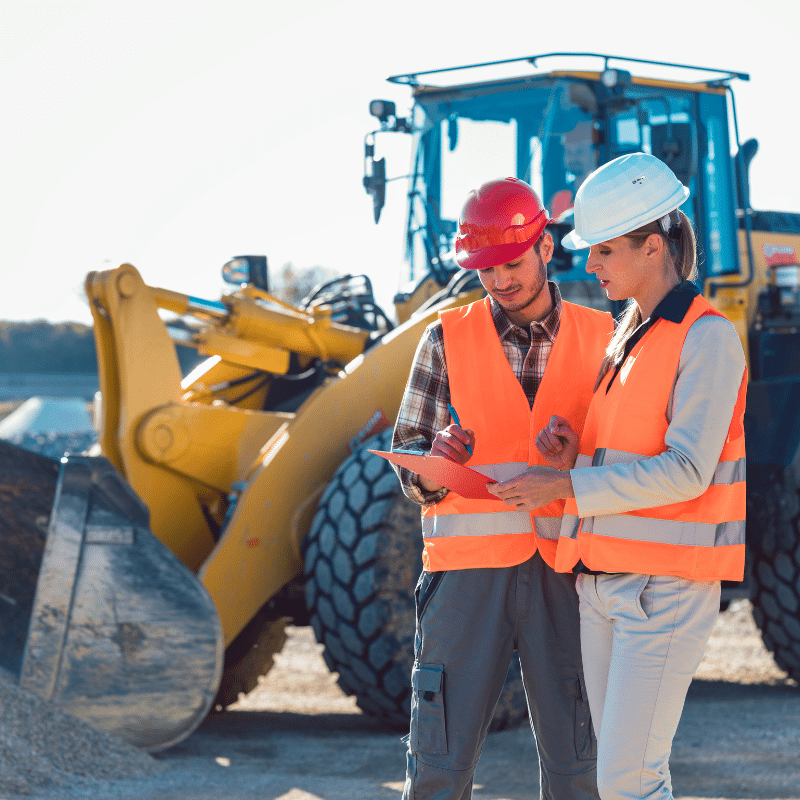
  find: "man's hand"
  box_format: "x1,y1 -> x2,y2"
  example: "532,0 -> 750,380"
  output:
417,424 -> 476,493
430,424 -> 475,464
536,415 -> 579,471
486,465 -> 573,511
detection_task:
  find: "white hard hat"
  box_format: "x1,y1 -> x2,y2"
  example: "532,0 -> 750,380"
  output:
562,152 -> 690,250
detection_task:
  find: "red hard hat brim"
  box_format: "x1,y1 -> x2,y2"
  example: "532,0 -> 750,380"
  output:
455,238 -> 537,271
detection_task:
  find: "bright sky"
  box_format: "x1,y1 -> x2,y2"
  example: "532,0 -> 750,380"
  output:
3,0 -> 799,324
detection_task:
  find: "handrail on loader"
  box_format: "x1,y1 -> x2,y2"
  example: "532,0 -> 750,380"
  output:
388,52 -> 750,86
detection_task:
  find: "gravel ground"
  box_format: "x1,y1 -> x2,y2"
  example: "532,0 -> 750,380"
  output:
0,430 -> 98,460
0,400 -> 97,461
0,601 -> 797,800
0,674 -> 160,797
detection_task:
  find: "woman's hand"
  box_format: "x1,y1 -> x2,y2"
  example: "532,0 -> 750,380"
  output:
486,465 -> 573,511
536,415 -> 579,471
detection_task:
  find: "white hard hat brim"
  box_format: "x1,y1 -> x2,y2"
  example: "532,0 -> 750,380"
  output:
562,184 -> 690,250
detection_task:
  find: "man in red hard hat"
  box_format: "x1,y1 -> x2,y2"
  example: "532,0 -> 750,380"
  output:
392,177 -> 612,800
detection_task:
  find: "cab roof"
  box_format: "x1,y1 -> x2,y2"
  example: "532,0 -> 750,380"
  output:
387,52 -> 749,98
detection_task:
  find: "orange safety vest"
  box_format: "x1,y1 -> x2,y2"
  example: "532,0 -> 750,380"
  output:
555,294 -> 747,582
420,296 -> 613,572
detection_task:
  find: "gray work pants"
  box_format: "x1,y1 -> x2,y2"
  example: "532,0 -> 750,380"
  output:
402,552 -> 599,800
577,573 -> 720,800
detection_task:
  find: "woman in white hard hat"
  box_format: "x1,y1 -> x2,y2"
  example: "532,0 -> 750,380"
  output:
488,152 -> 747,800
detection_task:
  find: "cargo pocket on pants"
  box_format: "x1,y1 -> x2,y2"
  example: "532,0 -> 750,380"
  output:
574,672 -> 597,761
410,662 -> 447,755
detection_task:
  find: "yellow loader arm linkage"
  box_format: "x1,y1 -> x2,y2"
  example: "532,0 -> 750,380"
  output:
19,262 -> 481,750
84,264 -> 368,575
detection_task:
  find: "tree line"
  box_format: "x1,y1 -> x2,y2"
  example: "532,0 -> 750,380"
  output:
0,321 -> 96,373
0,321 -> 199,374
0,264 -> 341,374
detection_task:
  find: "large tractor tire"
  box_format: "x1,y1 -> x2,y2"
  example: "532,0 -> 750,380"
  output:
747,465 -> 800,684
302,429 -> 527,730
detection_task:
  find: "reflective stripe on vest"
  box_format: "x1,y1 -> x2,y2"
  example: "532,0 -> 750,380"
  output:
423,509 -> 532,538
422,460 -> 532,540
421,296 -> 613,572
560,454 -> 591,543
586,448 -> 746,523
591,447 -> 746,485
579,516 -> 744,546
554,295 -> 746,582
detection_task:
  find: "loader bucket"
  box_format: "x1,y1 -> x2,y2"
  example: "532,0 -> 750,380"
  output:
0,441 -> 58,680
10,452 -> 223,751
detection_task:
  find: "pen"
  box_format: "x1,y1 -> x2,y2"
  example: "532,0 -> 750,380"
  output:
447,402 -> 473,455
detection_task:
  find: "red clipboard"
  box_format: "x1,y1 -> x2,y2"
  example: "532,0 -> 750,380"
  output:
369,449 -> 497,501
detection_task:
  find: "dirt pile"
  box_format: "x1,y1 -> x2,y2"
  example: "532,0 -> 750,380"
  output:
0,397 -> 93,437
0,673 -> 159,796
0,439 -> 159,795
0,399 -> 97,463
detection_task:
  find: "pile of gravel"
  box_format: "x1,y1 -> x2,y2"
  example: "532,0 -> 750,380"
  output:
1,431 -> 98,460
0,436 -> 158,797
0,672 -> 159,796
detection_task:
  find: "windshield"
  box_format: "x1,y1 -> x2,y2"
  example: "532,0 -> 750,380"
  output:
409,76 -> 716,286
419,80 -> 600,229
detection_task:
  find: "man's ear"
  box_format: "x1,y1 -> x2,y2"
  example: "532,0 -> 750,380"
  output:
539,232 -> 555,264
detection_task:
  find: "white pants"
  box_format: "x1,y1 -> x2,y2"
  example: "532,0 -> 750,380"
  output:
576,572 -> 720,800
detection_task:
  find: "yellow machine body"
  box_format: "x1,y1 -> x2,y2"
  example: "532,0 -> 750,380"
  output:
86,263 -> 482,646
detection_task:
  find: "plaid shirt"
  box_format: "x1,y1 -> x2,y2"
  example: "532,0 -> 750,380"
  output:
392,282 -> 563,505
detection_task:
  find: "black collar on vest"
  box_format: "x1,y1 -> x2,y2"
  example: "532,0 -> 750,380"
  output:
651,280 -> 701,324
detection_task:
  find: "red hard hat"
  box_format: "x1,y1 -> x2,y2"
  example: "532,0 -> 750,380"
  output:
454,177 -> 550,270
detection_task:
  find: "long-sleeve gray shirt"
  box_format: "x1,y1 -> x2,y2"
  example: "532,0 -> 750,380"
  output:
571,311 -> 746,519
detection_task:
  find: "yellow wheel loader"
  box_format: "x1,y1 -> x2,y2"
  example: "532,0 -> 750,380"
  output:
0,258 -> 487,750
4,53 -> 800,752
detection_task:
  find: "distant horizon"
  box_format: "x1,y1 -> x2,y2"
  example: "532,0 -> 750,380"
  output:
0,318 -> 92,327
0,318 -> 201,389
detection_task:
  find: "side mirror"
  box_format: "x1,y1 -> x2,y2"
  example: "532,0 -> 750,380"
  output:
362,99 -> 412,225
447,116 -> 459,152
222,255 -> 269,291
735,137 -> 759,210
363,134 -> 386,224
